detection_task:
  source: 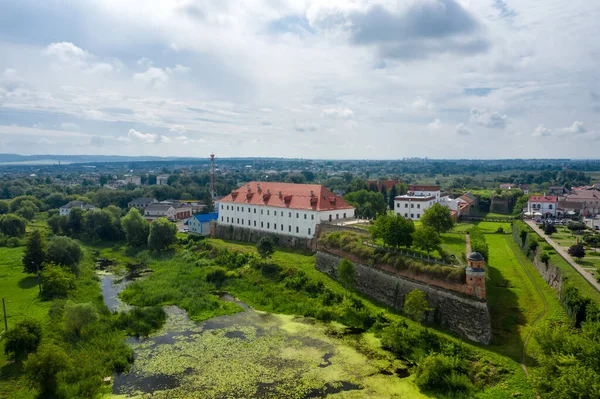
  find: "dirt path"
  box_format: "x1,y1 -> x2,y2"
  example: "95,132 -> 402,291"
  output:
504,235 -> 548,378
525,220 -> 600,293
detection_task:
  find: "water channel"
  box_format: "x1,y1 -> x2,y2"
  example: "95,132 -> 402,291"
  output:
99,273 -> 425,399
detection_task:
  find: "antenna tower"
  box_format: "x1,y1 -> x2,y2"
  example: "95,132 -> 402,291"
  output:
209,153 -> 216,200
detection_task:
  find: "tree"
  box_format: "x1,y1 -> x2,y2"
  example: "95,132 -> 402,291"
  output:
568,222 -> 587,232
25,343 -> 71,395
67,207 -> 85,235
47,236 -> 82,270
64,302 -> 99,336
412,227 -> 442,255
344,190 -> 387,218
15,200 -> 38,221
148,218 -> 177,250
388,184 -> 398,211
122,208 -> 149,247
256,236 -> 275,263
0,214 -> 27,237
85,209 -> 120,240
3,319 -> 43,362
41,263 -> 75,299
568,243 -> 586,259
404,289 -> 430,323
338,258 -> 356,294
371,214 -> 415,248
544,223 -> 557,235
23,230 -> 47,274
540,252 -> 551,265
47,215 -> 68,235
421,203 -> 454,236
0,200 -> 8,215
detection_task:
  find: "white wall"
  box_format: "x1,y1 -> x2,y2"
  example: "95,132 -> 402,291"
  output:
217,202 -> 352,238
527,201 -> 557,217
412,189 -> 441,201
393,198 -> 436,220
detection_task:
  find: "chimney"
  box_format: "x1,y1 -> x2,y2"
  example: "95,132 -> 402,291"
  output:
257,183 -> 261,192
267,189 -> 270,194
278,191 -> 282,198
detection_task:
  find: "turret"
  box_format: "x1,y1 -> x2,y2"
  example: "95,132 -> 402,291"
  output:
465,252 -> 486,300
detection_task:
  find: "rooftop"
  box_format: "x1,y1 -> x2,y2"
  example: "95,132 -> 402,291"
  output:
468,252 -> 485,262
528,195 -> 558,203
145,203 -> 174,212
219,182 -> 354,211
129,197 -> 157,204
409,184 -> 441,192
394,195 -> 436,201
192,213 -> 219,223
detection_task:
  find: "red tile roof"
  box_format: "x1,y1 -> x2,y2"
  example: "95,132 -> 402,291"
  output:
219,182 -> 355,211
528,195 -> 558,203
409,184 -> 441,192
368,180 -> 400,190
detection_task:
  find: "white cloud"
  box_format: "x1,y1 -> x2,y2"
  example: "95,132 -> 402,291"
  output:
60,122 -> 80,130
412,97 -> 434,110
455,123 -> 472,135
44,42 -> 90,66
137,57 -> 153,67
167,64 -> 191,74
159,135 -> 172,143
128,128 -> 158,143
532,124 -> 552,137
3,68 -> 17,79
427,118 -> 442,130
169,125 -> 187,134
133,67 -> 169,88
561,121 -> 587,134
321,107 -> 354,119
470,109 -> 508,129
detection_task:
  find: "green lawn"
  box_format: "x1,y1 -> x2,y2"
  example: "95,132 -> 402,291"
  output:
0,247 -> 50,399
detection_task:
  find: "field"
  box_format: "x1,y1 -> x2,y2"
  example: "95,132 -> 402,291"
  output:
478,222 -> 567,365
0,247 -> 52,399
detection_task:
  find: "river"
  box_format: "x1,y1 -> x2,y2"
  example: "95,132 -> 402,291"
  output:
99,274 -> 427,399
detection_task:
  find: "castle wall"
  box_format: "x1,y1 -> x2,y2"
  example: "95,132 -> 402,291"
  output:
316,251 -> 492,345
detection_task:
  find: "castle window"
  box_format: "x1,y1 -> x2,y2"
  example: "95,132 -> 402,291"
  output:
267,210 -> 270,215
261,222 -> 264,228
254,221 -> 256,227
311,215 -> 314,220
289,212 -> 292,217
289,225 -> 291,232
296,226 -> 299,233
274,224 -> 277,230
308,228 -> 311,235
405,204 -> 408,208
304,214 -> 307,220
221,217 -> 223,222
267,223 -> 270,228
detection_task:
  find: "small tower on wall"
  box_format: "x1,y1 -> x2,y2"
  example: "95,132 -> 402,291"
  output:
466,252 -> 486,300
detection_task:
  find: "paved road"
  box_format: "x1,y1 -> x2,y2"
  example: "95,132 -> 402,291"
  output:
525,220 -> 600,293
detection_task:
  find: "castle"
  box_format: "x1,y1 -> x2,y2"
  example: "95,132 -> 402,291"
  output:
466,252 -> 487,300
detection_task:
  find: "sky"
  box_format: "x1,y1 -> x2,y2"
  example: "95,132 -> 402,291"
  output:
0,0 -> 599,159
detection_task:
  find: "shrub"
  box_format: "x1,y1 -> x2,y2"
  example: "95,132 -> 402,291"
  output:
206,267 -> 230,288
3,318 -> 43,361
41,263 -> 76,299
540,252 -> 551,265
25,343 -> 71,396
113,306 -> 166,337
468,227 -> 489,261
415,353 -> 472,393
64,302 -> 99,336
47,236 -> 82,270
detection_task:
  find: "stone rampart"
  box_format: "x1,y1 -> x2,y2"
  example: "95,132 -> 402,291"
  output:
315,251 -> 492,344
212,223 -> 316,250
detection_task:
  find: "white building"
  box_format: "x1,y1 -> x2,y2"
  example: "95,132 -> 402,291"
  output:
394,195 -> 437,220
144,204 -> 176,221
527,195 -> 558,218
128,198 -> 158,209
124,175 -> 142,185
156,174 -> 170,185
393,185 -> 441,220
217,182 -> 355,239
59,201 -> 96,216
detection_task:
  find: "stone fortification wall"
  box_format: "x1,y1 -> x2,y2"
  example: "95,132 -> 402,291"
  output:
212,223 -> 316,250
316,251 -> 492,345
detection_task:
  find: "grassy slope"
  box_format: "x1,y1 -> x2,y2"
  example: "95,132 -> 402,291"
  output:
0,247 -> 50,399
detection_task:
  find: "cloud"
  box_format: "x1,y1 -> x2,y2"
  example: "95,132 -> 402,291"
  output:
412,97 -> 434,110
427,118 -> 442,129
294,122 -> 317,132
455,123 -> 472,135
470,108 -> 507,129
169,125 -> 187,134
561,121 -> 587,134
532,124 -> 552,137
3,68 -> 17,79
322,107 -> 354,119
128,128 -> 158,143
133,67 -> 169,88
137,57 -> 153,67
331,1 -> 489,60
167,64 -> 191,74
44,42 -> 90,66
493,0 -> 517,21
60,122 -> 80,130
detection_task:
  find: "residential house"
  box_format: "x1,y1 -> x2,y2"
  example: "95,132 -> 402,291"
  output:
128,198 -> 158,209
519,184 -> 530,194
218,182 -> 355,239
59,201 -> 96,216
499,183 -> 515,190
408,185 -> 441,201
156,174 -> 170,185
188,213 -> 218,235
562,189 -> 600,216
124,175 -> 142,185
394,195 -> 437,220
368,180 -> 399,191
144,204 -> 176,221
548,186 -> 568,195
527,195 -> 558,218
458,192 -> 478,215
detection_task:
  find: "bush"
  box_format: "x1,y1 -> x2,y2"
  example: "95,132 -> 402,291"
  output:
64,302 -> 99,336
113,306 -> 166,337
415,353 -> 472,393
41,263 -> 76,299
206,267 -> 231,288
25,343 -> 71,396
47,236 -> 82,270
3,318 -> 43,361
468,227 -> 489,261
540,252 -> 550,265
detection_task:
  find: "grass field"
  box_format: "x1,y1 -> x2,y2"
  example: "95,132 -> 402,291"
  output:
0,247 -> 51,399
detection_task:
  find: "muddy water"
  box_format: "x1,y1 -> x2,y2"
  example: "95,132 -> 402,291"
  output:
99,272 -> 132,312
100,275 -> 425,399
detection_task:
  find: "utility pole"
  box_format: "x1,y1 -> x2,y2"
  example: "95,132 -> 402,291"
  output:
2,298 -> 7,332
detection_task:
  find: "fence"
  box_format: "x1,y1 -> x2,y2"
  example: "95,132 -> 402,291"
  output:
362,241 -> 457,267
